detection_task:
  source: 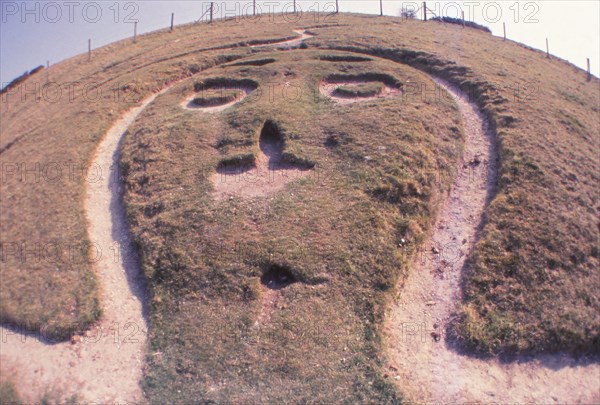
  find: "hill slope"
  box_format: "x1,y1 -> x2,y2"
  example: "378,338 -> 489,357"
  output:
1,13 -> 598,402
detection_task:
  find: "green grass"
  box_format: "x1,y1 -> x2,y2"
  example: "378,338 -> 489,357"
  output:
217,152 -> 256,169
430,16 -> 492,33
120,49 -> 462,402
193,77 -> 259,92
1,11 -> 598,401
1,20 -> 291,341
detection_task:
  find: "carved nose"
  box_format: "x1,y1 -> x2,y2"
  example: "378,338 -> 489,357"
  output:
259,119 -> 284,161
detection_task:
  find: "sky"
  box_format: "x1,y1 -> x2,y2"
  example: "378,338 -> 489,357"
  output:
0,0 -> 599,85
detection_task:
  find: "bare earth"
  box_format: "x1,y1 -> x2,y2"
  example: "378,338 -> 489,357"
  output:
384,78 -> 600,403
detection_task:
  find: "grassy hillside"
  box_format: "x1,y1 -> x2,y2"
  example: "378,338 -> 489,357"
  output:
1,12 -> 598,401
0,16 -> 307,339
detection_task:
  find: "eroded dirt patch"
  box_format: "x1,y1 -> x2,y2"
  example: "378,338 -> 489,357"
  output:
181,77 -> 259,113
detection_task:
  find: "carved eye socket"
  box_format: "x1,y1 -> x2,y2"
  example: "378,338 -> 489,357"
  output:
181,78 -> 258,113
319,73 -> 402,104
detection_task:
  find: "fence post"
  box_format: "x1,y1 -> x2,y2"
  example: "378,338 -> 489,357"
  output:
587,58 -> 591,81
170,13 -> 174,31
88,39 -> 91,61
210,2 -> 213,23
503,22 -> 506,40
293,0 -> 296,13
461,10 -> 465,27
46,61 -> 49,83
546,38 -> 549,58
423,2 -> 427,21
335,0 -> 339,13
379,0 -> 383,15
133,21 -> 137,43
253,0 -> 256,15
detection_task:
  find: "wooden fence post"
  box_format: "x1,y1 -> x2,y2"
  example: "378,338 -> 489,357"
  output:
210,2 -> 214,23
546,38 -> 549,58
170,13 -> 174,31
253,0 -> 256,15
587,58 -> 591,81
335,0 -> 339,13
461,10 -> 465,27
503,22 -> 506,40
133,21 -> 137,43
46,61 -> 49,83
379,0 -> 383,15
423,2 -> 427,21
88,39 -> 91,61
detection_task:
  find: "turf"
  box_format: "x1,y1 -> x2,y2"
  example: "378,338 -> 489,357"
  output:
0,11 -> 598,401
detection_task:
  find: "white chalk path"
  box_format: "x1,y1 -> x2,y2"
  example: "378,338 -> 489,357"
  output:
0,91 -> 166,402
385,78 -> 600,403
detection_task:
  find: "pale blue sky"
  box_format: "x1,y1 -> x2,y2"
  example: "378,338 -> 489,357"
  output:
1,1 -> 599,85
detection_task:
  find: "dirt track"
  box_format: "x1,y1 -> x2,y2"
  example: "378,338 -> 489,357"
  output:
0,92 -> 163,402
384,78 -> 600,403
